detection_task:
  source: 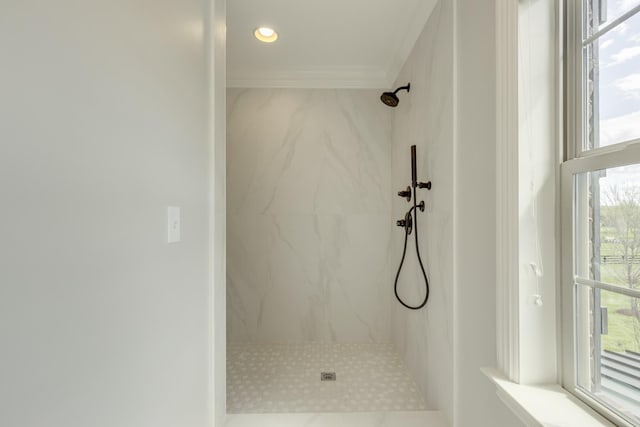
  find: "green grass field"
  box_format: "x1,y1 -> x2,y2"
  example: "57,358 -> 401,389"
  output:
578,207 -> 640,353
600,264 -> 640,352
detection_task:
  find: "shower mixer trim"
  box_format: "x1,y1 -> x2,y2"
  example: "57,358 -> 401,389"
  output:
397,186 -> 412,202
394,145 -> 431,310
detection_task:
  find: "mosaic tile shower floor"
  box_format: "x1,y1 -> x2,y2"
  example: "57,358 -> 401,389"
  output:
226,342 -> 427,414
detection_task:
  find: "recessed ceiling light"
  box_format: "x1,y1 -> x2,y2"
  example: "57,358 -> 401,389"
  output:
254,27 -> 278,43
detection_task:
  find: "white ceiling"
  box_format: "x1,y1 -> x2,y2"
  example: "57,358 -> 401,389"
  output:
227,0 -> 437,89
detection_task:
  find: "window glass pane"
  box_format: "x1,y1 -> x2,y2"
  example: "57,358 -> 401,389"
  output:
601,165 -> 640,287
582,0 -> 640,39
585,0 -> 640,37
576,284 -> 640,424
575,164 -> 640,287
583,10 -> 640,150
591,0 -> 640,29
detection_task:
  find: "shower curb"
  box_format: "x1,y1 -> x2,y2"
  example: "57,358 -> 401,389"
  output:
224,410 -> 447,427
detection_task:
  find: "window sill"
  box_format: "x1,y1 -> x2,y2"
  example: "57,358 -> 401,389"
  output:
482,368 -> 615,427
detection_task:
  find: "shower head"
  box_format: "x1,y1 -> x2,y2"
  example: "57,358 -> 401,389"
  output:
380,92 -> 400,107
380,83 -> 410,107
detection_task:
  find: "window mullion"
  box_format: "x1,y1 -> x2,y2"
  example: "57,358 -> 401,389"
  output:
575,277 -> 640,300
582,5 -> 640,45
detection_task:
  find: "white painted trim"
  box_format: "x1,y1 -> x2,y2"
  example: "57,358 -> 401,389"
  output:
483,367 -> 616,427
208,0 -> 226,425
208,71 -> 216,421
451,0 -> 460,421
495,0 -> 520,384
555,0 -> 565,386
226,78 -> 389,89
561,0 -> 581,397
572,137 -> 640,160
575,276 -> 640,299
560,156 -> 577,400
495,388 -> 542,427
563,139 -> 640,173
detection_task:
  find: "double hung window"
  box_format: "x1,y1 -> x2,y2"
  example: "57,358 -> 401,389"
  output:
564,1 -> 640,425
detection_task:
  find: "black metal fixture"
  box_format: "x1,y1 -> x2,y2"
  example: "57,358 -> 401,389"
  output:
397,186 -> 411,202
380,83 -> 410,107
394,145 -> 432,310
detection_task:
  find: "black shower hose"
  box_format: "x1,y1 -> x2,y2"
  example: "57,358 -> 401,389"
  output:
394,202 -> 430,310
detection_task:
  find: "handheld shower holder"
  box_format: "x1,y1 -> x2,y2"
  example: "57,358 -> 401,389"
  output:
418,181 -> 432,190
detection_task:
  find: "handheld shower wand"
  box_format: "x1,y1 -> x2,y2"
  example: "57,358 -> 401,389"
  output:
394,145 -> 432,310
411,145 -> 417,188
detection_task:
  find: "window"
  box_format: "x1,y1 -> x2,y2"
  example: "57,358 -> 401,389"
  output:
564,1 -> 640,425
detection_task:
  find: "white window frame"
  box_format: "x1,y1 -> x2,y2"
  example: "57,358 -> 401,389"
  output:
561,146 -> 640,427
561,1 -> 640,426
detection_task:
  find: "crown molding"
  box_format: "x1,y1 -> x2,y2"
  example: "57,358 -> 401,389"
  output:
227,66 -> 391,89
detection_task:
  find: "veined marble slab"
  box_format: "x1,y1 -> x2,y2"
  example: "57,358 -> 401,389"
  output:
227,89 -> 391,216
227,88 -> 393,344
224,411 -> 447,427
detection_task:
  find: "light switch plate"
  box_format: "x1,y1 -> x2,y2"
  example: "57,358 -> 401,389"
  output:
167,206 -> 181,243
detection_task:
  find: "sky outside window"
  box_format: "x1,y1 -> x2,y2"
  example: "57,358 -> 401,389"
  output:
586,0 -> 640,148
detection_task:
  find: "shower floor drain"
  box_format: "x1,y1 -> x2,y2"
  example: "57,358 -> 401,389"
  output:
320,372 -> 336,381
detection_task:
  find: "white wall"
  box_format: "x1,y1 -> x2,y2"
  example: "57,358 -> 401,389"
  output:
226,89 -> 392,343
390,0 -> 454,423
454,0 -> 525,425
0,2 -> 212,426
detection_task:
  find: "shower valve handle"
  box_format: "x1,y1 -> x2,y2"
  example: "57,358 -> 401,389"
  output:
397,186 -> 412,202
397,212 -> 413,234
418,181 -> 432,190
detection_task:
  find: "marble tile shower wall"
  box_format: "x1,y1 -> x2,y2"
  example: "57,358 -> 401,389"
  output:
390,0 -> 454,423
227,89 -> 393,343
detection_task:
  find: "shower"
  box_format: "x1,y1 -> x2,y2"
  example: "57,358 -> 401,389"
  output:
380,83 -> 410,107
394,145 -> 432,310
226,84 -> 436,416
